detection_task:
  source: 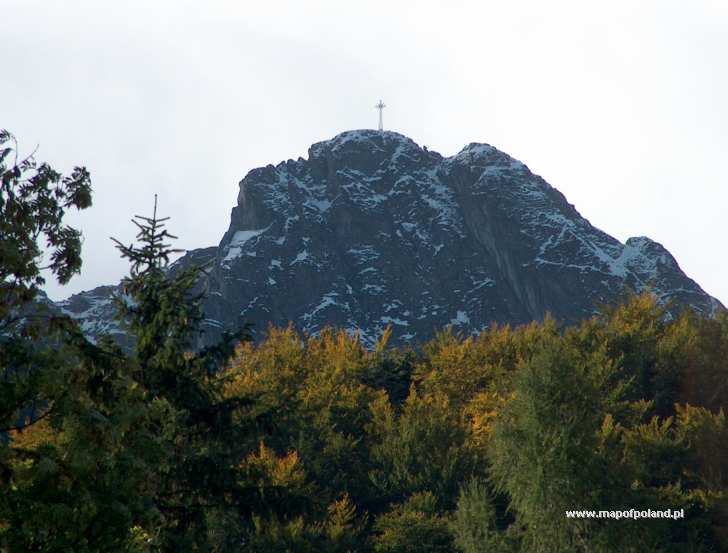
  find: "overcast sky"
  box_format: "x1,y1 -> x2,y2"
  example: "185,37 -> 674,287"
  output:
3,0 -> 727,305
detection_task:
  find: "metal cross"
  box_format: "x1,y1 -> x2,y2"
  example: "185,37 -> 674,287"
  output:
375,100 -> 386,131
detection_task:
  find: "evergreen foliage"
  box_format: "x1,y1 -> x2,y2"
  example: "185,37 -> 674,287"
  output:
0,132 -> 158,551
3,130 -> 728,551
372,492 -> 453,553
451,478 -> 512,553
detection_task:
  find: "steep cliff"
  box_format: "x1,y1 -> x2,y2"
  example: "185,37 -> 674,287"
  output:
57,130 -> 722,347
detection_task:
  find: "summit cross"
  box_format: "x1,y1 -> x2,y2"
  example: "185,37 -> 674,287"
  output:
375,100 -> 386,131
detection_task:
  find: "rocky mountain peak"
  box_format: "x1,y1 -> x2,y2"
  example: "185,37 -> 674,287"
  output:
55,130 -> 723,348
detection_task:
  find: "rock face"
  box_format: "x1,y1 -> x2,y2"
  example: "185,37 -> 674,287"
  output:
58,130 -> 722,348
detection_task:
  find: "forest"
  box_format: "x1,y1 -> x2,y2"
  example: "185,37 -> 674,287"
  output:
2,131 -> 728,552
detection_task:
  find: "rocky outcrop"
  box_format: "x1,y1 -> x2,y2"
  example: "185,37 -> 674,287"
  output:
58,130 -> 723,348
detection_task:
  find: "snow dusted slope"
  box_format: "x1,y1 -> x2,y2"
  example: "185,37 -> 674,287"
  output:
54,247 -> 218,347
194,129 -> 720,347
56,285 -> 123,340
59,130 -> 722,348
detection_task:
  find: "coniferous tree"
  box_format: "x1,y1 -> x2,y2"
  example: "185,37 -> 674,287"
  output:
4,127 -> 728,551
111,196 -> 277,551
1,131 -> 160,552
451,478 -> 514,553
371,491 -> 453,553
488,340 -> 619,552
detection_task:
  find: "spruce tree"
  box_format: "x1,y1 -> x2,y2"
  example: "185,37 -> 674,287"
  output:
451,478 -> 512,553
1,131 -> 160,552
111,196 -> 263,551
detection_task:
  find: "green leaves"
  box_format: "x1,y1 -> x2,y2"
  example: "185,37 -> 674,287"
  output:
3,129 -> 728,551
451,478 -> 512,553
0,130 -> 92,311
372,492 -> 453,553
368,388 -> 479,507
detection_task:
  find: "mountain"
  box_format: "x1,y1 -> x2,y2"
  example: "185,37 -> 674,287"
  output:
56,130 -> 722,348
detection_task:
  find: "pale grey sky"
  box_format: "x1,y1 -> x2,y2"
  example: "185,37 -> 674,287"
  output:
3,0 -> 727,305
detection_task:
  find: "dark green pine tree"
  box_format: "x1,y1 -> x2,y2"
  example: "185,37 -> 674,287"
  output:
112,196 -> 267,551
112,195 -> 205,404
1,131 -> 161,552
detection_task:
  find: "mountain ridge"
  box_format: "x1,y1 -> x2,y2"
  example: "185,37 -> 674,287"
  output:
54,130 -> 723,348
